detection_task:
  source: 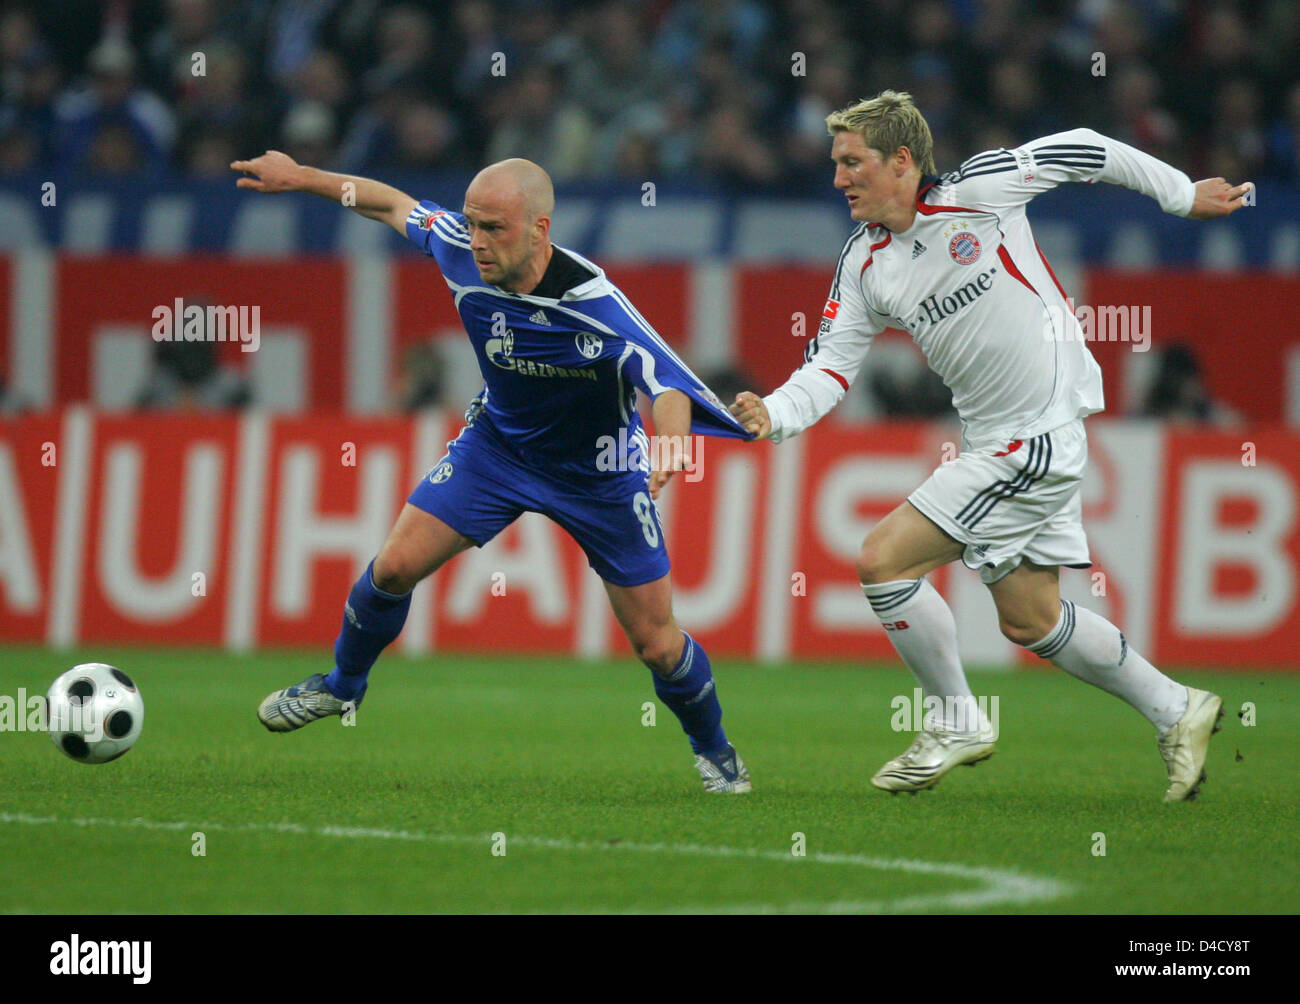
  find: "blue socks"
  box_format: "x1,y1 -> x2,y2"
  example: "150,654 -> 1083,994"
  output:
322,566 -> 725,758
324,560 -> 411,702
653,633 -> 728,755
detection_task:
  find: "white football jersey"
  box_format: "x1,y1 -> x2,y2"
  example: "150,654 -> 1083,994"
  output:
764,128 -> 1198,449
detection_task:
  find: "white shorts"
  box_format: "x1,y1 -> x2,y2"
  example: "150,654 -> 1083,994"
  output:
908,419 -> 1092,584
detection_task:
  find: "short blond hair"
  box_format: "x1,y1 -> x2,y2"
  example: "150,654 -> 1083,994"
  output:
826,90 -> 936,175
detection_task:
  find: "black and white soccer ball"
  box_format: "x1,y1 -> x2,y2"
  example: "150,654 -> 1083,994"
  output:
46,663 -> 144,764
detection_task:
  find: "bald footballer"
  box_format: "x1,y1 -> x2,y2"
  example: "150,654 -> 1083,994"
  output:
233,151 -> 755,793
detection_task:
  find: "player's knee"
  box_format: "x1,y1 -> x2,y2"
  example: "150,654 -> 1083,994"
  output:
999,616 -> 1050,649
856,540 -> 898,585
371,549 -> 421,595
631,629 -> 680,675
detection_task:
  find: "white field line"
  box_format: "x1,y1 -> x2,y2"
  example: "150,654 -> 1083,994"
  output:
0,812 -> 1072,914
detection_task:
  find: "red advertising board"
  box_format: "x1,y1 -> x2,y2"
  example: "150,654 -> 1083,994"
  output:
3,411 -> 1296,668
1153,429 -> 1300,665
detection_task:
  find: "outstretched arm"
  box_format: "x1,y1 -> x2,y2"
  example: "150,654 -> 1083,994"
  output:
230,150 -> 418,234
950,129 -> 1252,220
730,246 -> 884,444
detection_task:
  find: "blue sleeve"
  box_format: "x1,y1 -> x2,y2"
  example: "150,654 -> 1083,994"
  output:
404,199 -> 470,260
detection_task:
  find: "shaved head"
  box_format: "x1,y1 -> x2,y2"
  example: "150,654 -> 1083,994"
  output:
466,158 -> 555,224
462,158 -> 557,292
460,156 -> 556,290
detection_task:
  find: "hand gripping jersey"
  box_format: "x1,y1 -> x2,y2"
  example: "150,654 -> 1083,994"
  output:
764,128 -> 1198,450
405,200 -> 752,477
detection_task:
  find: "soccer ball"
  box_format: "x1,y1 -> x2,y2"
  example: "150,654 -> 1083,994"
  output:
46,663 -> 145,764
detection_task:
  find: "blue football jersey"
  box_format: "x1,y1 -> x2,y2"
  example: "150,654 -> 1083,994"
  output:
405,200 -> 753,476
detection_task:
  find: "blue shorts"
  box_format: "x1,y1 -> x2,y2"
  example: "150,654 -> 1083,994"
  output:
408,421 -> 670,587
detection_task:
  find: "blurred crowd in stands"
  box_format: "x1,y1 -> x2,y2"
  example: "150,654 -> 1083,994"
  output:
2,0 -> 1299,187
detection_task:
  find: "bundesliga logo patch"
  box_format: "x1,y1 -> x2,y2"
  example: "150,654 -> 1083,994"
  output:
419,210 -> 446,230
948,231 -> 981,265
822,299 -> 839,319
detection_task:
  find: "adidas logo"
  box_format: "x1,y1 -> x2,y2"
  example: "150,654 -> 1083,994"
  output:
529,309 -> 550,326
911,240 -> 927,259
685,679 -> 715,706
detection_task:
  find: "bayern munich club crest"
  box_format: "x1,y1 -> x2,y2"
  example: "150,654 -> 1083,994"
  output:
948,231 -> 981,264
575,332 -> 603,359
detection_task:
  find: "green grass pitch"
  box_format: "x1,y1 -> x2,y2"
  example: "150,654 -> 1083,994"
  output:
1,645 -> 1295,914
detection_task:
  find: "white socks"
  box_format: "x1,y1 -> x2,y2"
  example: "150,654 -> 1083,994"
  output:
864,580 -> 1189,735
862,578 -> 980,733
1028,600 -> 1188,732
